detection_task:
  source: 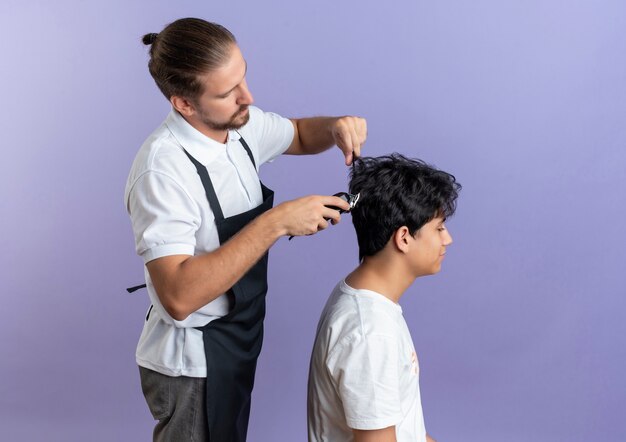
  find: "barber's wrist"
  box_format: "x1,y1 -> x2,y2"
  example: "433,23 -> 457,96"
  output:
257,207 -> 288,239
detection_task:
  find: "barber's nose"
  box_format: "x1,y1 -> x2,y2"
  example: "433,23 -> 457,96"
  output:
238,81 -> 254,105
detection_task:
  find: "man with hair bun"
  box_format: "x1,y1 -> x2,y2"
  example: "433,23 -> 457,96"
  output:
124,17 -> 367,441
308,154 -> 461,442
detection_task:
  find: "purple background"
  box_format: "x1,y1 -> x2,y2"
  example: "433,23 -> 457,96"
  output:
1,1 -> 625,441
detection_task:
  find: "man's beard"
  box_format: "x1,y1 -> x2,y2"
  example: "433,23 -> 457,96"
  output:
199,105 -> 250,132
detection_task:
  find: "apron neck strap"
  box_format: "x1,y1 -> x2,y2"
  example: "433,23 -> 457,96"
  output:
183,149 -> 225,221
236,134 -> 257,170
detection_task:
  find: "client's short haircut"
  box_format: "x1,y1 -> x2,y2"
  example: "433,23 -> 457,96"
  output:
349,154 -> 461,261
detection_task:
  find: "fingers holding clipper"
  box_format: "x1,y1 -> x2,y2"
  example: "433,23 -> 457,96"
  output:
322,207 -> 342,226
317,218 -> 330,231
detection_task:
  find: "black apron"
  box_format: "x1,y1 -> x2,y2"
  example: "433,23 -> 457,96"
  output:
184,137 -> 273,442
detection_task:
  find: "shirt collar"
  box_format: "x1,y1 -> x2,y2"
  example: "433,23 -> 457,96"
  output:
164,109 -> 242,166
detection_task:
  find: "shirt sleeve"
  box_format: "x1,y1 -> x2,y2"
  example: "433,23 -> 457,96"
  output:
246,106 -> 294,166
327,333 -> 403,430
127,171 -> 201,263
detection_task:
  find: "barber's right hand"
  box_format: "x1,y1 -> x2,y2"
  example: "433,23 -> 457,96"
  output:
270,195 -> 351,238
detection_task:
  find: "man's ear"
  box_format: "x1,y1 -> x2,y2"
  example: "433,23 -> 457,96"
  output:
393,226 -> 411,254
170,95 -> 196,117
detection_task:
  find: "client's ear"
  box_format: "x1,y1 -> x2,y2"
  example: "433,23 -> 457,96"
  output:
393,226 -> 411,254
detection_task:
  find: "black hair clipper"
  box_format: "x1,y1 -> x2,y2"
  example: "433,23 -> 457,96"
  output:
328,192 -> 360,212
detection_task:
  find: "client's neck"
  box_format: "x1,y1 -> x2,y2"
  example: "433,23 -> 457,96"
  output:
345,252 -> 414,304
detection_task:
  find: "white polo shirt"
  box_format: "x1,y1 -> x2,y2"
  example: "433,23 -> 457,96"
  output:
124,106 -> 294,377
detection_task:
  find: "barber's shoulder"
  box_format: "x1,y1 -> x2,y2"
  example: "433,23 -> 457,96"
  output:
243,105 -> 289,130
129,137 -> 194,188
248,104 -> 263,117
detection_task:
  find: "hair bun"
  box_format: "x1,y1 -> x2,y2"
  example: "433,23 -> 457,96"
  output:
142,33 -> 158,45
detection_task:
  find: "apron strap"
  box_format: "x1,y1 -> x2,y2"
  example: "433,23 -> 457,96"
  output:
236,134 -> 257,169
183,149 -> 225,221
126,283 -> 147,293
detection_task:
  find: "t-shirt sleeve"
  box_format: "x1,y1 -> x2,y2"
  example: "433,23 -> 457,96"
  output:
127,171 -> 201,263
327,333 -> 403,430
246,106 -> 294,166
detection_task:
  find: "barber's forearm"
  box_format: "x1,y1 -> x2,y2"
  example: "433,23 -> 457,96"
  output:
288,117 -> 338,155
147,209 -> 285,320
287,115 -> 366,165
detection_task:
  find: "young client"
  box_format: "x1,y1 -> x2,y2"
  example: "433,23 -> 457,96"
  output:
307,154 -> 461,442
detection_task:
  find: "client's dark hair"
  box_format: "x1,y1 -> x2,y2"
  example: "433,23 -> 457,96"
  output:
349,154 -> 461,261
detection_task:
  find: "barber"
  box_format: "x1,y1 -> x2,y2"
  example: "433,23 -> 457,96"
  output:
124,17 -> 366,442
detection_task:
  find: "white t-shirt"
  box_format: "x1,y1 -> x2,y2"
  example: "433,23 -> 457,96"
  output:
124,106 -> 294,377
307,280 -> 427,442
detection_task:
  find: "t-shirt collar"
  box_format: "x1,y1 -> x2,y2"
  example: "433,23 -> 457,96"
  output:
340,279 -> 403,312
164,109 -> 242,166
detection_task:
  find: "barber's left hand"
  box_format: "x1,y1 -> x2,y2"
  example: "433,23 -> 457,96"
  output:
331,116 -> 367,166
